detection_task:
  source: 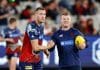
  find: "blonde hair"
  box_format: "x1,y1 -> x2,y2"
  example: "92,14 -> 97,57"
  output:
60,9 -> 71,16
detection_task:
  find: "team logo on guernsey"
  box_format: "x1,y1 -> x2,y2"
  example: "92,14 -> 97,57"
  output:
59,34 -> 63,37
92,38 -> 100,65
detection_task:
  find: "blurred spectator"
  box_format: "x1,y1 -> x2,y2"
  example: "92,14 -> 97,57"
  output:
72,0 -> 97,15
59,0 -> 72,11
72,0 -> 84,15
82,0 -> 97,15
89,1 -> 97,15
74,16 -> 97,35
46,0 -> 59,20
87,18 -> 97,35
82,0 -> 90,15
74,16 -> 89,35
20,5 -> 32,19
42,1 -> 48,10
0,0 -> 18,25
0,0 -> 10,25
8,0 -> 20,6
8,1 -> 18,15
33,0 -> 43,9
20,0 -> 43,11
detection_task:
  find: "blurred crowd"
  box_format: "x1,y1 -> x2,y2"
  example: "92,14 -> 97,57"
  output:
0,0 -> 100,36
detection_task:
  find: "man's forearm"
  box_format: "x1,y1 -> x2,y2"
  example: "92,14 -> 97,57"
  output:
32,40 -> 55,52
33,44 -> 53,52
77,43 -> 86,50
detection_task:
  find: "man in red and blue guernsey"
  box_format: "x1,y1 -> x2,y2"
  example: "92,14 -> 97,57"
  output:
19,7 -> 50,70
0,17 -> 22,70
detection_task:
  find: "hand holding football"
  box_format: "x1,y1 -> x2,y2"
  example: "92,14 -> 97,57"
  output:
75,35 -> 85,46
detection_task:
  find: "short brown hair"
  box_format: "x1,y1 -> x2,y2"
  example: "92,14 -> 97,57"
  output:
31,7 -> 45,16
9,17 -> 17,24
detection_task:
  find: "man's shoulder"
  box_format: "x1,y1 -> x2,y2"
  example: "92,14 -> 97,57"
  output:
53,29 -> 61,37
71,28 -> 83,35
27,21 -> 36,27
26,22 -> 37,30
71,28 -> 79,32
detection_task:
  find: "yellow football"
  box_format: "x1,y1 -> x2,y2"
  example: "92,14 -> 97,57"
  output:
75,35 -> 85,46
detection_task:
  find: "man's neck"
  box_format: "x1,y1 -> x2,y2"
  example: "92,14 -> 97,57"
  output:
61,27 -> 71,31
35,20 -> 41,26
8,25 -> 16,30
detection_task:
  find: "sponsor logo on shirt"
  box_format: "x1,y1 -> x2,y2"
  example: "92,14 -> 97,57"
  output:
61,40 -> 73,46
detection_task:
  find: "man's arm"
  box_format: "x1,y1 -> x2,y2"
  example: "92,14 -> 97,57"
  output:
0,13 -> 10,19
75,35 -> 87,50
43,40 -> 55,57
76,42 -> 86,50
26,23 -> 55,52
31,39 -> 55,52
0,36 -> 17,44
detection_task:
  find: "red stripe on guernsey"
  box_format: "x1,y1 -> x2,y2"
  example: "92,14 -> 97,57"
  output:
6,46 -> 21,54
20,32 -> 41,63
